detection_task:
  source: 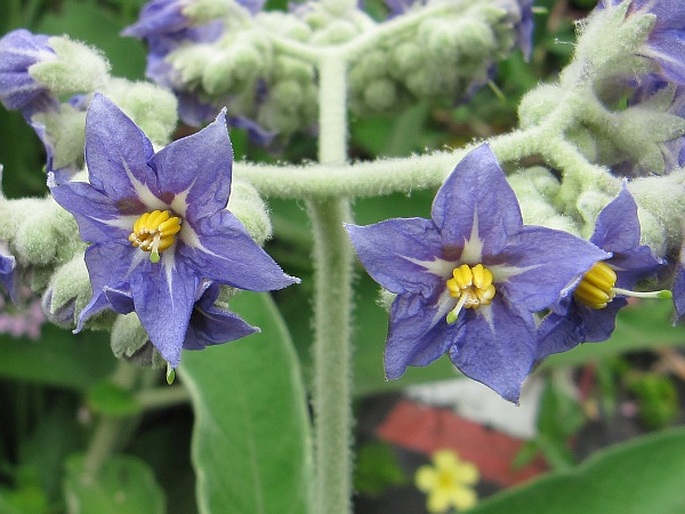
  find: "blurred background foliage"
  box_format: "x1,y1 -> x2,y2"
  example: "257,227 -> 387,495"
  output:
3,1 -> 685,513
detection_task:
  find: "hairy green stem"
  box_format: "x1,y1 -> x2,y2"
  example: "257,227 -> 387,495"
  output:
234,149 -> 460,199
136,386 -> 191,411
309,55 -> 354,514
82,362 -> 139,476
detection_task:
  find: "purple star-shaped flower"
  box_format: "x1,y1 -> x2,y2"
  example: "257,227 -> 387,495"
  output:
0,29 -> 58,116
346,144 -> 607,402
536,186 -> 664,360
49,94 -> 297,367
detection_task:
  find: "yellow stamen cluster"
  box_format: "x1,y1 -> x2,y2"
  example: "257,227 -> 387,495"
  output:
445,263 -> 496,324
128,209 -> 182,263
574,261 -> 617,309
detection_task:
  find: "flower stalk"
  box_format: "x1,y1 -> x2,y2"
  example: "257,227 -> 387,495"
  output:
309,52 -> 354,514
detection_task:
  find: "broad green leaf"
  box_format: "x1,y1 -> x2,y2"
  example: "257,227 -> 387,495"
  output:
179,292 -> 314,514
63,454 -> 166,514
469,427 -> 685,514
0,326 -> 115,390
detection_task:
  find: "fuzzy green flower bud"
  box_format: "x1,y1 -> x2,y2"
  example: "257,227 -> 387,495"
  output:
630,172 -> 685,256
102,79 -> 179,146
31,103 -> 86,170
169,44 -> 216,87
310,20 -> 360,45
269,79 -> 304,112
508,168 -> 579,234
41,253 -> 91,328
561,2 -> 654,89
29,36 -> 110,96
609,107 -> 685,175
111,313 -> 166,369
184,0 -> 233,23
227,179 -> 273,245
12,198 -> 84,267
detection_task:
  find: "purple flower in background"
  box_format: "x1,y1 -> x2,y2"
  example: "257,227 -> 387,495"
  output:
0,241 -> 17,302
536,186 -> 664,360
346,144 -> 607,402
49,94 -> 297,367
123,0 -> 224,89
515,0 -> 534,60
0,29 -> 58,116
123,0 -> 273,139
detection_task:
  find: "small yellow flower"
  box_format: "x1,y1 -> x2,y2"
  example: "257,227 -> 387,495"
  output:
415,449 -> 479,513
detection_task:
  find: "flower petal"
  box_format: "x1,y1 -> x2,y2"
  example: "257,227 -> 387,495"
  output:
590,186 -> 641,252
384,292 -> 455,380
180,210 -> 298,291
590,186 -> 663,287
448,300 -> 536,403
495,226 -> 609,312
148,109 -> 233,221
76,243 -> 138,329
431,144 -> 523,257
536,298 -> 627,360
85,94 -> 161,207
129,256 -> 200,366
673,261 -> 685,320
184,284 -> 259,350
345,218 -> 446,296
0,243 -> 17,302
49,180 -> 135,243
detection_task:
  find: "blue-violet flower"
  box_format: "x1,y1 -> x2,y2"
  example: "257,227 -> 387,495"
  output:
346,144 -> 607,402
0,29 -> 58,116
536,186 -> 665,360
49,93 -> 297,367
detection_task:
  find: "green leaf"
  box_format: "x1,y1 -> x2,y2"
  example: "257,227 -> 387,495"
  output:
0,326 -> 115,390
63,454 -> 166,514
469,427 -> 685,514
179,292 -> 314,514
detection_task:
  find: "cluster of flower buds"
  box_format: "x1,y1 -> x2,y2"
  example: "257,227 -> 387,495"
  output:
518,0 -> 685,178
124,0 -> 533,139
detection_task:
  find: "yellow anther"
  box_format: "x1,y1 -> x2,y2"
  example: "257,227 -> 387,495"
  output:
445,263 -> 496,324
129,209 -> 182,263
574,261 -> 617,309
